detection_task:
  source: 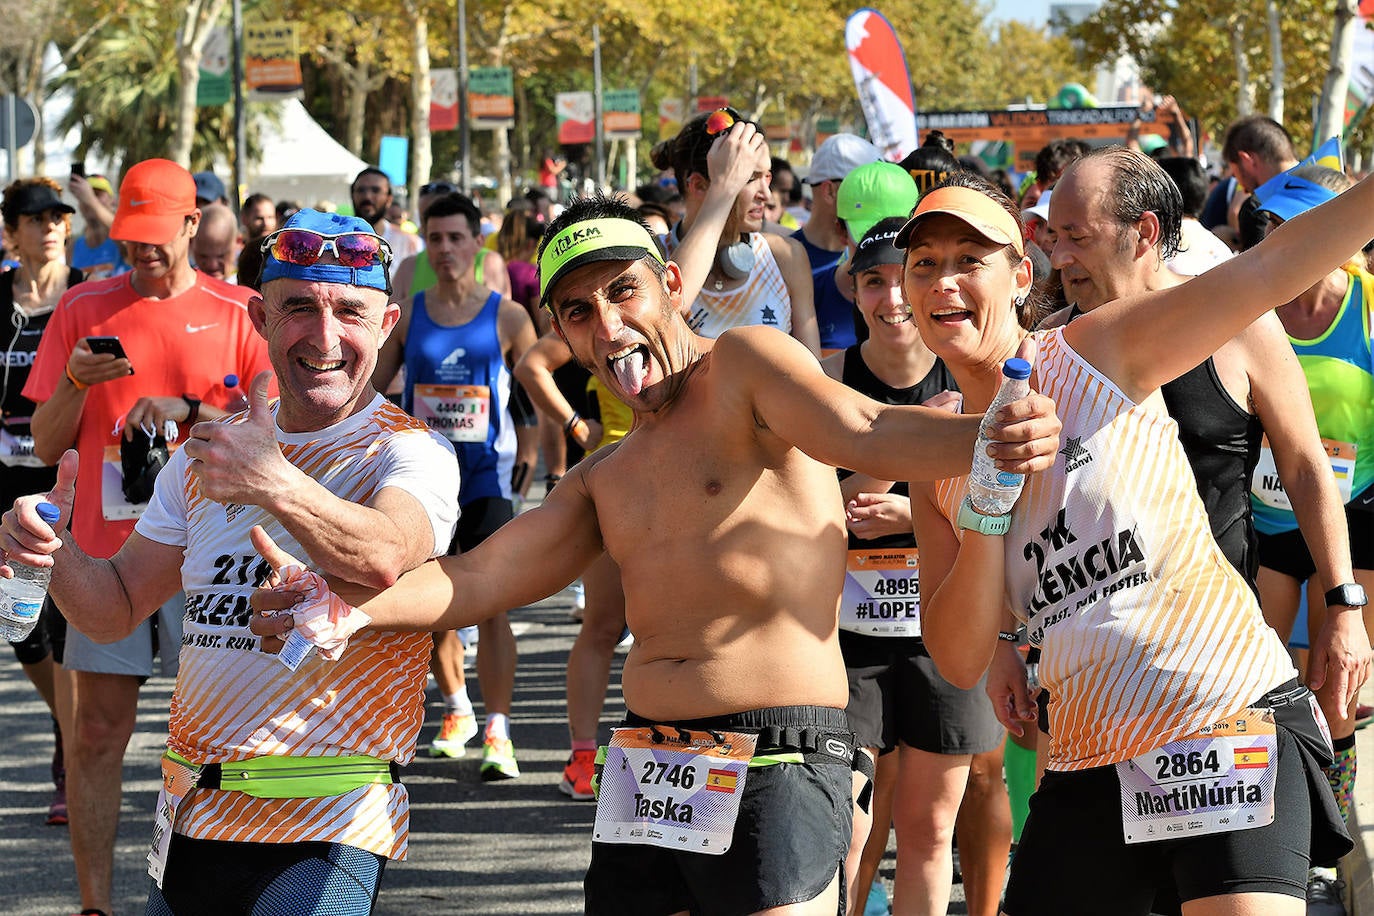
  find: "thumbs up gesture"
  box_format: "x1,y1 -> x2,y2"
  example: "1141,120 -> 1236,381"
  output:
183,371 -> 297,505
1,449 -> 79,573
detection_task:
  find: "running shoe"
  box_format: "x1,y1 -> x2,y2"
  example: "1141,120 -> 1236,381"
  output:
1306,870 -> 1347,916
480,736 -> 521,781
47,781 -> 68,826
428,713 -> 478,758
559,749 -> 597,800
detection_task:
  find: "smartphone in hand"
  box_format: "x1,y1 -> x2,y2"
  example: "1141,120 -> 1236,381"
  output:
85,336 -> 134,374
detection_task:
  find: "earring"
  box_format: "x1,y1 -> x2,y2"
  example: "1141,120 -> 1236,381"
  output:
1013,295 -> 1026,308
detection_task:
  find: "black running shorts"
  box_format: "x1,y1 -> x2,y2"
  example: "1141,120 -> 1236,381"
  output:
1004,681 -> 1351,916
840,631 -> 1003,755
584,705 -> 855,916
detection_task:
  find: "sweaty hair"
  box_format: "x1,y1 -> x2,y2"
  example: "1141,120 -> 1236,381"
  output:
649,109 -> 762,187
350,167 -> 391,194
536,194 -> 667,280
1,176 -> 69,232
1080,146 -> 1184,261
1034,139 -> 1090,189
921,172 -> 1044,329
1156,157 -> 1208,218
1222,116 -> 1294,169
421,192 -> 481,236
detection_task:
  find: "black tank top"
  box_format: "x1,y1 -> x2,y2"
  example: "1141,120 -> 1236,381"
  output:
1064,304 -> 1260,587
2,268 -> 83,504
1159,358 -> 1263,587
838,344 -> 959,550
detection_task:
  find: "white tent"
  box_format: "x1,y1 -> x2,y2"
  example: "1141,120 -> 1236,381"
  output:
246,99 -> 369,209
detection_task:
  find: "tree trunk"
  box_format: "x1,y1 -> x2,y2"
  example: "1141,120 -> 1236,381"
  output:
346,64 -> 370,156
171,52 -> 200,168
409,11 -> 431,213
171,0 -> 230,169
1266,0 -> 1284,122
1316,0 -> 1358,146
1231,19 -> 1255,117
494,126 -> 512,205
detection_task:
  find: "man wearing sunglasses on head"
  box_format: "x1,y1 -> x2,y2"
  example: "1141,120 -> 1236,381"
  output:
4,208 -> 459,916
19,157 -> 273,916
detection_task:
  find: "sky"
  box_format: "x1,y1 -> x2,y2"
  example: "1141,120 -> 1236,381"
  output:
989,0 -> 1050,25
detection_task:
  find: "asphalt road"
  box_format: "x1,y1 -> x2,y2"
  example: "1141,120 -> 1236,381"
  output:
0,582 -> 923,915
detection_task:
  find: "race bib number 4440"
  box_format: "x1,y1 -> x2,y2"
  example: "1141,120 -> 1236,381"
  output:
593,728 -> 757,855
413,384 -> 490,443
1117,708 -> 1278,844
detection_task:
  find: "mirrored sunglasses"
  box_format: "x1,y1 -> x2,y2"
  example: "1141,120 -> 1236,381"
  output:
263,229 -> 392,269
704,107 -> 743,137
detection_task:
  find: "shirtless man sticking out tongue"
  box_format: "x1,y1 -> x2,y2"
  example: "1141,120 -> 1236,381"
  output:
251,122 -> 1063,916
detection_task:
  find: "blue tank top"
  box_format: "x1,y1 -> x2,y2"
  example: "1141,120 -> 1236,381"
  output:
402,290 -> 514,505
790,228 -> 860,350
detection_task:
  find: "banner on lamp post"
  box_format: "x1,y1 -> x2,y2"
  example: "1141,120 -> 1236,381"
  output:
469,66 -> 515,130
245,20 -> 303,101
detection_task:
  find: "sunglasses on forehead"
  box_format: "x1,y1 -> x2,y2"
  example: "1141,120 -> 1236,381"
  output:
704,107 -> 744,137
262,228 -> 393,270
420,181 -> 458,196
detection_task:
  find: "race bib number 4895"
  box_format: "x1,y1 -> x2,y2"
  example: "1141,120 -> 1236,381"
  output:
840,548 -> 921,637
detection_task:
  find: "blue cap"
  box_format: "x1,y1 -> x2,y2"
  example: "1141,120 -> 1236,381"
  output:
1254,175 -> 1337,222
259,209 -> 391,294
36,502 -> 61,523
192,171 -> 226,203
1003,357 -> 1031,380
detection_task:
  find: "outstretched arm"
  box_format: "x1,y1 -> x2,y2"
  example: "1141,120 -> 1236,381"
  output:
252,461 -> 606,635
727,328 -> 1059,482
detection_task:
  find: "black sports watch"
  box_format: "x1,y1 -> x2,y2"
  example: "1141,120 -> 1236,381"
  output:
1324,583 -> 1368,609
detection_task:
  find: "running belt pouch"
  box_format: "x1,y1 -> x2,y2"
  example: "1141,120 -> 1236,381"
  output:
121,430 -> 169,504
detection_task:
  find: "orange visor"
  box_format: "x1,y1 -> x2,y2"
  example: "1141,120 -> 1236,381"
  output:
893,185 -> 1025,257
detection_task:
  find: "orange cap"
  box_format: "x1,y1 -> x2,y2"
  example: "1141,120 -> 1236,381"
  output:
893,185 -> 1024,257
110,159 -> 197,246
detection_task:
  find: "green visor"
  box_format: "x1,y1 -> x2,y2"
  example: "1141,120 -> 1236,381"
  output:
538,218 -> 665,308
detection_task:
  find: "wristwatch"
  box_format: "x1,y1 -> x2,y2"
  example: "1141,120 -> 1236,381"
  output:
956,496 -> 1012,536
181,395 -> 201,427
1324,583 -> 1368,609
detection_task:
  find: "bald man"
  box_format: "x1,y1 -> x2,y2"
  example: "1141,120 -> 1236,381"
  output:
191,203 -> 242,282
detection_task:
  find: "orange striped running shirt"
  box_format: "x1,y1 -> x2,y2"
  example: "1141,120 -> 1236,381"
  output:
933,328 -> 1295,771
135,395 -> 459,858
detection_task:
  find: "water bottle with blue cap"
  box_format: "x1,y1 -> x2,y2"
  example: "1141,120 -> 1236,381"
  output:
0,502 -> 63,641
967,357 -> 1033,516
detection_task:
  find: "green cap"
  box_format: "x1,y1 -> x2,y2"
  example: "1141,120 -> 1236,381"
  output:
836,162 -> 919,246
538,217 -> 665,308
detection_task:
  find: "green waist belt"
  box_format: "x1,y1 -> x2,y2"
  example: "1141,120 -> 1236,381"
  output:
166,750 -> 400,800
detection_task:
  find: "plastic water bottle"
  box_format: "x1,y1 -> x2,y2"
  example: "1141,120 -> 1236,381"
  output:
967,357 -> 1033,515
0,502 -> 62,642
223,374 -> 250,412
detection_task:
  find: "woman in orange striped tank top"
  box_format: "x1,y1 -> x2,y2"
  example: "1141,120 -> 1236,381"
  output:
904,151 -> 1374,916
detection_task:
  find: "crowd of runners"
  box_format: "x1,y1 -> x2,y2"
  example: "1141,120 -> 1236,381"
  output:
1,100 -> 1373,916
